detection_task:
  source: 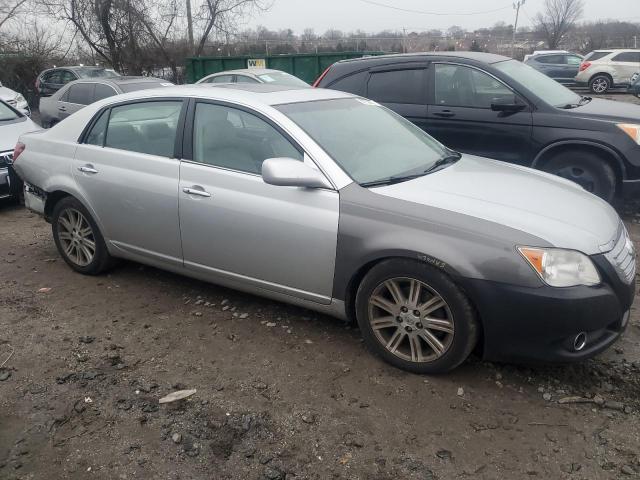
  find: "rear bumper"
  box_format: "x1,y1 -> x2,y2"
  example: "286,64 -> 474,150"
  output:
459,255 -> 635,363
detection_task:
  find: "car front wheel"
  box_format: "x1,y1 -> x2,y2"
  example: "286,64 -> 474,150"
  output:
52,196 -> 115,275
356,259 -> 478,374
543,151 -> 616,202
589,75 -> 611,94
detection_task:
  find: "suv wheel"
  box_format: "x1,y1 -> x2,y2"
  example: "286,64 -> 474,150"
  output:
356,259 -> 478,374
543,151 -> 616,202
52,197 -> 115,275
589,74 -> 611,94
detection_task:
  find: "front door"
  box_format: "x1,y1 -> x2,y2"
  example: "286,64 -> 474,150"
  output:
179,101 -> 339,303
73,99 -> 185,266
426,63 -> 533,165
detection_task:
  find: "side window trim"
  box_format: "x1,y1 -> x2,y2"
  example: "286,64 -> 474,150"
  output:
429,62 -> 530,110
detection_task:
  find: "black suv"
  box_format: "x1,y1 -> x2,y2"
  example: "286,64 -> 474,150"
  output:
36,66 -> 120,98
315,52 -> 640,202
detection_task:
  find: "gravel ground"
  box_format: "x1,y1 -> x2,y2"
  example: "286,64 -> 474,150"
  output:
1,92 -> 639,480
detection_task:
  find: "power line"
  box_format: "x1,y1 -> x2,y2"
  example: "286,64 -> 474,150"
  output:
358,0 -> 513,16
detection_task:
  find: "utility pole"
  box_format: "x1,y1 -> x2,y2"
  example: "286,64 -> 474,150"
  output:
512,0 -> 525,59
186,0 -> 194,52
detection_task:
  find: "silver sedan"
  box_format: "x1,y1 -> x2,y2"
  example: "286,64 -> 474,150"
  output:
12,84 -> 634,373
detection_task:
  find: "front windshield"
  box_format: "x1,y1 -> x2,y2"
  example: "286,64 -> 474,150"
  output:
77,67 -> 120,79
258,72 -> 309,87
494,59 -> 581,108
0,101 -> 20,121
277,98 -> 449,184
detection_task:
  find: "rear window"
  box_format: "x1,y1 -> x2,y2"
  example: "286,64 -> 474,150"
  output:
367,69 -> 426,104
119,82 -> 172,93
584,51 -> 612,61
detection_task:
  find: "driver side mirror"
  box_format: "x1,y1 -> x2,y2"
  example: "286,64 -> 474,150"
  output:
491,97 -> 527,113
262,157 -> 333,189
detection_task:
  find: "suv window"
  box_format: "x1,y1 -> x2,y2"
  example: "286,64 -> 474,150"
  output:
105,101 -> 182,157
94,83 -> 117,101
612,52 -> 640,63
566,55 -> 582,65
327,70 -> 367,96
435,64 -> 514,108
68,83 -> 94,105
85,110 -> 109,146
193,102 -> 302,174
367,69 -> 426,104
584,51 -> 612,61
537,55 -> 565,64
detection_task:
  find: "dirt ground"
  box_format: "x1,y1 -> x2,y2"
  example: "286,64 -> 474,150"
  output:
1,92 -> 640,480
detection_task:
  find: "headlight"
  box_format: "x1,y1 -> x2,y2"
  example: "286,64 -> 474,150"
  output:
518,247 -> 601,287
617,124 -> 640,144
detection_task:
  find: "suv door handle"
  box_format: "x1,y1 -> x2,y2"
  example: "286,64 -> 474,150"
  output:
78,165 -> 98,174
433,110 -> 456,118
183,186 -> 211,198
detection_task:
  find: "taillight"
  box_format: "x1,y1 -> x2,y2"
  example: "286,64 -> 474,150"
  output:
579,61 -> 591,72
12,142 -> 25,164
312,66 -> 332,88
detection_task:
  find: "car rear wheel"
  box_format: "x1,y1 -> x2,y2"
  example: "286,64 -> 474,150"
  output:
589,75 -> 611,94
355,259 -> 478,374
52,197 -> 115,275
543,151 -> 616,202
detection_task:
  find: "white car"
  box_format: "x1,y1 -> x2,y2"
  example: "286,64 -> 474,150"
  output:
523,50 -> 570,62
0,81 -> 30,116
0,100 -> 40,202
575,49 -> 640,94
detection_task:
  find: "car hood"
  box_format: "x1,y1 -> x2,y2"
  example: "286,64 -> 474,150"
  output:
372,155 -> 620,255
567,97 -> 640,122
0,86 -> 18,101
0,117 -> 41,152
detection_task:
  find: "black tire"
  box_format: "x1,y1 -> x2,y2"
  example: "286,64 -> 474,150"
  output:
589,74 -> 612,94
51,196 -> 115,275
542,151 -> 616,202
355,259 -> 478,374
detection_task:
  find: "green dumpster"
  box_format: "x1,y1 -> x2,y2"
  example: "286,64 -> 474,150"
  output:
185,52 -> 384,84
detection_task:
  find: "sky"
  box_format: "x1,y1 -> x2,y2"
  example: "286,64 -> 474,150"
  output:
246,0 -> 640,34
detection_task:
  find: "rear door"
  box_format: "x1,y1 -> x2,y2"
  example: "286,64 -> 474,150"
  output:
178,100 -> 339,303
534,54 -> 567,81
59,83 -> 94,120
563,55 -> 583,83
73,99 -> 185,266
365,64 -> 429,131
426,63 -> 533,165
611,52 -> 640,84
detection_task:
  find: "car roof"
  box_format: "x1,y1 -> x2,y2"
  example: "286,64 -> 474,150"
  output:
592,49 -> 639,52
338,51 -> 510,65
99,83 -> 352,107
206,69 -> 285,76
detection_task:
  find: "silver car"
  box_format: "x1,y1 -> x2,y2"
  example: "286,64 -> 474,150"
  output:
195,68 -> 309,87
39,77 -> 173,128
12,85 -> 635,373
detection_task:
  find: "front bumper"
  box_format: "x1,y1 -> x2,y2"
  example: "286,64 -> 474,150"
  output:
459,255 -> 635,363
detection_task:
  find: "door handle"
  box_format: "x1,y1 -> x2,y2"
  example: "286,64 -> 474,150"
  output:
77,165 -> 98,174
183,187 -> 211,198
434,110 -> 456,118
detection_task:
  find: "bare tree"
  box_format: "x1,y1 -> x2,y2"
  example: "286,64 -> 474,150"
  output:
0,0 -> 28,31
535,0 -> 584,49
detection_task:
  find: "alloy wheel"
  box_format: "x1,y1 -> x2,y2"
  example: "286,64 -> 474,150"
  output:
57,208 -> 96,267
367,277 -> 455,363
591,78 -> 609,94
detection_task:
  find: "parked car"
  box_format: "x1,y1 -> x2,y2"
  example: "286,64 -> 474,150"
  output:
575,49 -> 640,93
39,77 -> 173,128
524,52 -> 583,85
195,68 -> 309,87
0,100 -> 40,203
36,66 -> 120,98
629,72 -> 640,98
523,50 -> 571,62
12,84 -> 635,373
315,51 -> 640,202
0,81 -> 30,116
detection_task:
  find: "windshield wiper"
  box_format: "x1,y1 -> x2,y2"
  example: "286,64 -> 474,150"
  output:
561,96 -> 592,109
360,152 -> 462,188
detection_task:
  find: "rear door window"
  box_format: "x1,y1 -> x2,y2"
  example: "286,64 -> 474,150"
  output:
104,101 -> 183,158
68,83 -> 95,105
367,69 -> 426,104
537,55 -> 565,64
85,110 -> 110,146
612,52 -> 640,63
566,55 -> 582,65
208,75 -> 233,84
235,75 -> 259,83
327,70 -> 368,96
94,83 -> 117,101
